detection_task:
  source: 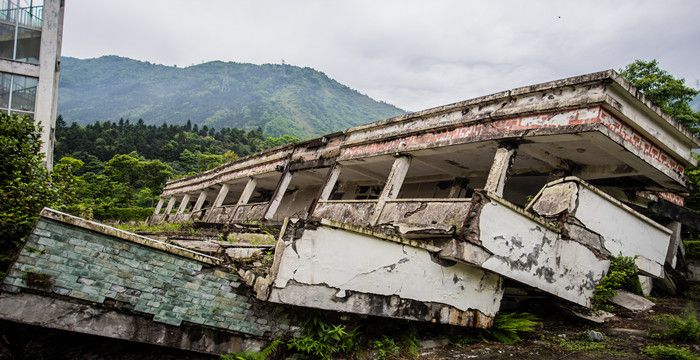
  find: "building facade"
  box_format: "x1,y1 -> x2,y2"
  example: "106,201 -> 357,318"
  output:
0,0 -> 64,169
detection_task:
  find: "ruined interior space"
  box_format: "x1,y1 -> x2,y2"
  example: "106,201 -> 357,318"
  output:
3,70 -> 700,356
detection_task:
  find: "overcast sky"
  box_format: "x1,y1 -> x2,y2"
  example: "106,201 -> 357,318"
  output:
62,1 -> 700,111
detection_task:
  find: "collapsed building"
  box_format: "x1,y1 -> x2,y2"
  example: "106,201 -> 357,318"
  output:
2,70 -> 699,355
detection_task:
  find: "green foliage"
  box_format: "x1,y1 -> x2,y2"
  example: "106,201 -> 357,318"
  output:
620,60 -> 700,131
93,207 -> 154,222
591,256 -> 642,310
221,339 -> 283,360
642,345 -> 699,360
58,55 -> 404,138
113,221 -> 187,233
287,317 -> 358,359
684,240 -> 700,258
372,336 -> 401,360
490,312 -> 540,344
656,304 -> 700,342
0,113 -> 57,272
51,119 -> 304,222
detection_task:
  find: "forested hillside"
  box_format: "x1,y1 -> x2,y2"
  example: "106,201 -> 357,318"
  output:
58,56 -> 405,137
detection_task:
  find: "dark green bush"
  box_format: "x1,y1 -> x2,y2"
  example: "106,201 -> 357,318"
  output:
658,304 -> 700,342
0,113 -> 56,274
592,256 -> 642,310
93,206 -> 154,222
287,317 -> 358,359
684,241 -> 700,258
372,335 -> 400,360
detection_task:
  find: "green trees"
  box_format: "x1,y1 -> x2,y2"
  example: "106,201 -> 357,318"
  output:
620,60 -> 700,131
50,119 -> 299,222
620,60 -> 700,212
0,113 -> 56,272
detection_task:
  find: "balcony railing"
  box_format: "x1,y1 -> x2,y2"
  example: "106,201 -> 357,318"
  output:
313,198 -> 472,230
0,1 -> 42,28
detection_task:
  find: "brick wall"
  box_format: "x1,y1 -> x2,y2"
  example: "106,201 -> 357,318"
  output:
2,213 -> 290,338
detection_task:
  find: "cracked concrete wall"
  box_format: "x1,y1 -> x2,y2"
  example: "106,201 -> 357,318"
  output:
268,225 -> 503,327
530,178 -> 672,278
476,199 -> 609,307
440,195 -> 610,308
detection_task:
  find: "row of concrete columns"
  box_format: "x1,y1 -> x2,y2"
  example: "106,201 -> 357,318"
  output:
154,176 -> 269,217
155,143 -> 518,221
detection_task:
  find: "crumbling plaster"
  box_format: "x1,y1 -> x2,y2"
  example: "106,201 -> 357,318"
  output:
269,225 -> 504,323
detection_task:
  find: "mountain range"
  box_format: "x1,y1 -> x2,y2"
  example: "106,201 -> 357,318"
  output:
57,56 -> 405,137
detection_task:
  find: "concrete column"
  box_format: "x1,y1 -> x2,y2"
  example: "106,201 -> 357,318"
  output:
264,171 -> 294,220
154,198 -> 165,215
319,165 -> 342,201
176,194 -> 191,214
448,177 -> 468,198
484,145 -> 517,196
237,178 -> 258,205
371,156 -> 412,225
192,191 -> 209,212
666,221 -> 682,268
163,197 -> 177,215
212,184 -> 230,208
35,0 -> 64,170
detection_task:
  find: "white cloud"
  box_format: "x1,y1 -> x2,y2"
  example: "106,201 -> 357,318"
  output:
62,0 -> 700,111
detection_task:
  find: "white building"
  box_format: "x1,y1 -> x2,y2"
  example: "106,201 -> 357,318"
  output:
0,0 -> 64,169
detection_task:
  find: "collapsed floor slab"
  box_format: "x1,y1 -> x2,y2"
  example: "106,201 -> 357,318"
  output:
266,220 -> 503,328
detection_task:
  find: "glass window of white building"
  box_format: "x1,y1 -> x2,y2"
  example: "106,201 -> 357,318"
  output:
0,71 -> 37,116
0,0 -> 42,64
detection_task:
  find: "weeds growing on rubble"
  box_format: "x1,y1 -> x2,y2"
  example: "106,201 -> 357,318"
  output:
653,304 -> 700,342
286,317 -> 359,359
490,312 -> 540,344
219,317 -> 421,359
642,344 -> 699,360
220,339 -> 283,360
591,256 -> 642,311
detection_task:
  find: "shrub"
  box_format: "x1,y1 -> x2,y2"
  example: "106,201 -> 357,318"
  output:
287,318 -> 358,359
658,304 -> 700,342
642,344 -> 699,360
372,336 -> 400,360
0,113 -> 56,275
491,312 -> 540,344
684,240 -> 700,258
591,256 -> 642,310
93,206 -> 154,222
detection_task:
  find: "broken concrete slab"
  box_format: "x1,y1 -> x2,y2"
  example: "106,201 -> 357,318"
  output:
570,309 -> 615,324
225,247 -> 264,259
170,240 -> 222,254
529,178 -> 672,279
610,290 -> 655,312
452,195 -> 610,308
269,223 -> 504,327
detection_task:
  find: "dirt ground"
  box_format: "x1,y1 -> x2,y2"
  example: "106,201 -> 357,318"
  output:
419,297 -> 700,359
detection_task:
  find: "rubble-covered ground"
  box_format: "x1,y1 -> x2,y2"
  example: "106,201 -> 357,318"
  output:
1,296 -> 697,359
422,297 -> 700,360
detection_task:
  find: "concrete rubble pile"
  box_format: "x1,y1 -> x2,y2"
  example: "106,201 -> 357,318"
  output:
2,70 -> 699,354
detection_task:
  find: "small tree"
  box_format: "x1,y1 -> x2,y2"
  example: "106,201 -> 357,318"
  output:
0,113 -> 56,274
620,60 -> 700,131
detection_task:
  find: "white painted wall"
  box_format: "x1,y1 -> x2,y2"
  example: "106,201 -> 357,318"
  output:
271,226 -> 504,316
574,186 -> 670,277
478,200 -> 609,307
